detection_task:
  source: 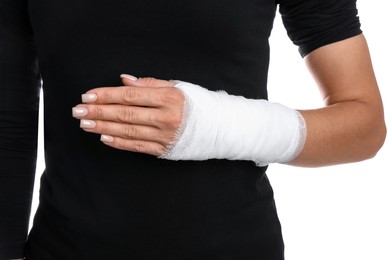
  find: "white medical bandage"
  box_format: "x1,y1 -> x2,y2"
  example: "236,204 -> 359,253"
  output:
160,81 -> 307,166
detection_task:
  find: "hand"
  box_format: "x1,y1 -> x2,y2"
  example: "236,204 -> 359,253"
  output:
72,74 -> 184,156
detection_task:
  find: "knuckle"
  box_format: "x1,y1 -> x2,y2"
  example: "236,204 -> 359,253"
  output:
123,124 -> 138,139
155,144 -> 167,156
163,111 -> 182,129
168,88 -> 184,102
171,112 -> 183,128
160,115 -> 173,128
173,88 -> 185,100
117,107 -> 135,122
98,121 -> 110,133
101,90 -> 112,103
151,109 -> 182,130
115,139 -> 127,150
148,112 -> 161,125
159,88 -> 184,107
123,88 -> 138,103
142,77 -> 157,86
93,106 -> 104,118
160,131 -> 175,146
133,141 -> 146,153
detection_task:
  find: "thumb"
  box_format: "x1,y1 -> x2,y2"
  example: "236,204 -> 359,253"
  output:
120,74 -> 175,88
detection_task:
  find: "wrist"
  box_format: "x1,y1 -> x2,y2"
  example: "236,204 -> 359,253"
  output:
161,80 -> 306,166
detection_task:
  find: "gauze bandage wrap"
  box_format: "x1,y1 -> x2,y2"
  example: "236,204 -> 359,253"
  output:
160,81 -> 307,166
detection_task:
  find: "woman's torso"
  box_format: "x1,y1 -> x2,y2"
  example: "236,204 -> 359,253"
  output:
27,1 -> 283,259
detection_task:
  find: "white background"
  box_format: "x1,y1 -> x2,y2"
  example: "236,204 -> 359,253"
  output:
31,2 -> 389,259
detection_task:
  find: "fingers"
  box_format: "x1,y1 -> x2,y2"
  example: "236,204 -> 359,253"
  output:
82,74 -> 178,107
101,136 -> 166,157
74,75 -> 183,157
79,118 -> 172,156
120,74 -> 176,88
80,119 -> 173,146
82,74 -> 175,106
72,104 -> 160,127
81,86 -> 163,107
82,85 -> 183,108
73,101 -> 182,130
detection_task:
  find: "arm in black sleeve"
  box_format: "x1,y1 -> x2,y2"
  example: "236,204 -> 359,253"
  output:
277,0 -> 362,57
0,0 -> 41,258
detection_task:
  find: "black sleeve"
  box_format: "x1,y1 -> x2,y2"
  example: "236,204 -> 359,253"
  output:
0,0 -> 41,258
277,0 -> 362,57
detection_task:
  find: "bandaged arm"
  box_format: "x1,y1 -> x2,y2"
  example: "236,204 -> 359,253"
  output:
160,81 -> 307,166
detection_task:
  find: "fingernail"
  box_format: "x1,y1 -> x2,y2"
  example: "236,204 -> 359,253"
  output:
100,134 -> 114,142
80,119 -> 96,128
82,93 -> 97,103
72,107 -> 88,117
120,74 -> 138,81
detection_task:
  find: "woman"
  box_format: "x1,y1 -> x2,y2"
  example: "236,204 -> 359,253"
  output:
0,0 -> 386,259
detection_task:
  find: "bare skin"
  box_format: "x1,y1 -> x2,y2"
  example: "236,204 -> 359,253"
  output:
292,34 -> 386,166
72,34 -> 386,167
73,77 -> 182,156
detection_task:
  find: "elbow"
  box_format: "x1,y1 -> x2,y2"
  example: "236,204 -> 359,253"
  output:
346,105 -> 387,164
356,96 -> 387,161
372,121 -> 387,157
364,120 -> 387,161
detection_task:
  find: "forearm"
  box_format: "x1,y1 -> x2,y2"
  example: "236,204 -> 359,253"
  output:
164,81 -> 385,167
81,35 -> 386,168
291,100 -> 386,167
290,34 -> 387,167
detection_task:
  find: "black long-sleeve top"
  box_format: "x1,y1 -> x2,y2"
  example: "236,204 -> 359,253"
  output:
0,0 -> 361,259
